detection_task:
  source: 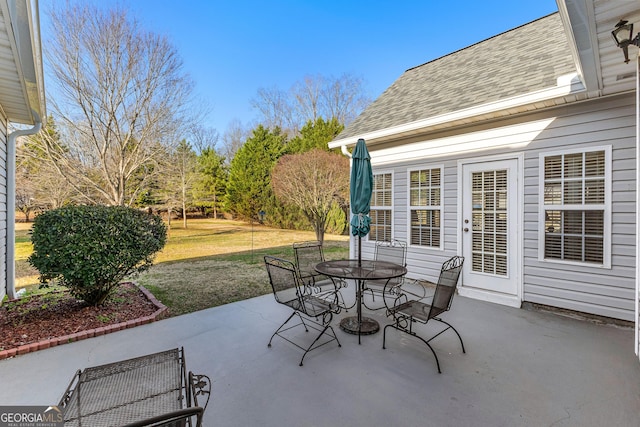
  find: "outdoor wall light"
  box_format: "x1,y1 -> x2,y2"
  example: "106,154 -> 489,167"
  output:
612,20 -> 640,64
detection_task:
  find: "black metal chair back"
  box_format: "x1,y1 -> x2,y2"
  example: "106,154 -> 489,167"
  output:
293,241 -> 325,285
383,255 -> 465,373
429,255 -> 464,319
264,256 -> 341,365
292,241 -> 349,309
374,239 -> 407,266
362,240 -> 407,310
264,256 -> 304,309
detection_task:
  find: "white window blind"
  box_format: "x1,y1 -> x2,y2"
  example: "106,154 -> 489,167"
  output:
409,168 -> 441,247
370,173 -> 392,242
471,169 -> 508,276
543,150 -> 606,264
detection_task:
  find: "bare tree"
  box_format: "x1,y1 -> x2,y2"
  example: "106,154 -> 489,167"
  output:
271,149 -> 349,244
41,3 -> 197,206
190,126 -> 219,153
16,120 -> 77,212
157,140 -> 198,228
252,73 -> 372,136
250,87 -> 296,133
16,158 -> 75,213
320,73 -> 371,126
221,119 -> 250,164
291,75 -> 323,125
14,168 -> 36,222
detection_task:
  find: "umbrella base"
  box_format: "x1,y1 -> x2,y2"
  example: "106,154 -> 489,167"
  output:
339,316 -> 380,335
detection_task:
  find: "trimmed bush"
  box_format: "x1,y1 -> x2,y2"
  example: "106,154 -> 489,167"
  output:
28,205 -> 167,305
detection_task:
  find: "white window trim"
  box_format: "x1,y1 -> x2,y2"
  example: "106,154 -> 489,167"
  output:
368,169 -> 394,242
406,164 -> 444,250
537,145 -> 612,269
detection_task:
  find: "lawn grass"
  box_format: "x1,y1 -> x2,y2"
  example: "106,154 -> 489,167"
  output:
15,219 -> 350,317
15,222 -> 39,288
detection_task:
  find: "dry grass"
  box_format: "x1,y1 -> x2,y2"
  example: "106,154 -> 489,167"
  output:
15,219 -> 349,317
15,222 -> 39,288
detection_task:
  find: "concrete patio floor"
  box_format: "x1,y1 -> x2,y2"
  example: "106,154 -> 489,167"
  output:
0,291 -> 639,427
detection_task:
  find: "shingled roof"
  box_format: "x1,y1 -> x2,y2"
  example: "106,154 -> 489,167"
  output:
336,13 -> 576,141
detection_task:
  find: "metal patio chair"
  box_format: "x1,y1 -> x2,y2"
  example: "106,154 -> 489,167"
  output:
383,255 -> 465,373
362,239 -> 407,310
264,255 -> 342,366
293,241 -> 349,309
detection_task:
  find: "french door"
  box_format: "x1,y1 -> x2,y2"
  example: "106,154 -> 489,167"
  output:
460,158 -> 521,307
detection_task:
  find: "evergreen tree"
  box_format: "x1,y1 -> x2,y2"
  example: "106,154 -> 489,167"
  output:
287,117 -> 344,154
193,147 -> 228,218
225,125 -> 286,220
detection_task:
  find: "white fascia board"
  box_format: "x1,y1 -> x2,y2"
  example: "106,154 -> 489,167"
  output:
368,118 -> 555,167
329,73 -> 585,150
3,0 -> 46,124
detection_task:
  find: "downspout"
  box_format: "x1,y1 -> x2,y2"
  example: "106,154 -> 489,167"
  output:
6,110 -> 42,299
635,55 -> 640,359
341,144 -> 352,159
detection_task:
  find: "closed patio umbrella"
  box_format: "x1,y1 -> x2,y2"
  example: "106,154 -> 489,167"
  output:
350,138 -> 373,263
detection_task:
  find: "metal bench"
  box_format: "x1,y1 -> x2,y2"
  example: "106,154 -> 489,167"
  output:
58,347 -> 210,426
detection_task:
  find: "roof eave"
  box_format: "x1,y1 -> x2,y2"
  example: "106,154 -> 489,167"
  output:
556,0 -> 602,95
2,0 -> 46,126
329,73 -> 586,149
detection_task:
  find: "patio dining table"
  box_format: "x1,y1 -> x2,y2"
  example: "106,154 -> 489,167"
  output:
315,259 -> 407,344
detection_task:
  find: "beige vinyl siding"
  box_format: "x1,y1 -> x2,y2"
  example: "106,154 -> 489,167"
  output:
0,114 -> 7,302
363,92 -> 636,321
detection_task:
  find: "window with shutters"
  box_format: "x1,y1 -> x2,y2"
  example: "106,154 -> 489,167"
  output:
369,172 -> 392,242
408,167 -> 442,248
540,147 -> 610,266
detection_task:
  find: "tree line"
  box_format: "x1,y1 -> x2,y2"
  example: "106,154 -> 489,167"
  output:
15,3 -> 369,243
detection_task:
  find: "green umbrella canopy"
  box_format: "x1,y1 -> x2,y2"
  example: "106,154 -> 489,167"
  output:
350,138 -> 373,237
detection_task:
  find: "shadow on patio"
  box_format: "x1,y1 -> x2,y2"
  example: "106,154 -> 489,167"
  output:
0,291 -> 638,426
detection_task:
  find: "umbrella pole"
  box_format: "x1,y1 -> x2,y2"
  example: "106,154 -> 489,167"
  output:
358,235 -> 362,267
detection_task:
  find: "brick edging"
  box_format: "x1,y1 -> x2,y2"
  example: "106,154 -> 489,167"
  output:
0,284 -> 167,361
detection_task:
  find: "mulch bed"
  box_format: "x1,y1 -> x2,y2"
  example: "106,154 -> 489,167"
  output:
0,283 -> 165,358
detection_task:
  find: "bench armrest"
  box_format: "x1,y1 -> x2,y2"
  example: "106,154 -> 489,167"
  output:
122,406 -> 204,427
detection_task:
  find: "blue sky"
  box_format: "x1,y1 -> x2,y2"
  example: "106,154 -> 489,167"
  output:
40,1 -> 559,135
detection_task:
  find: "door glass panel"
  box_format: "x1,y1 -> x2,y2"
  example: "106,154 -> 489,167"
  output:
471,170 -> 508,276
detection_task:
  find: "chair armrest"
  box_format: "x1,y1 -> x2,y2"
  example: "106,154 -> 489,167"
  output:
122,406 -> 204,427
189,371 -> 212,412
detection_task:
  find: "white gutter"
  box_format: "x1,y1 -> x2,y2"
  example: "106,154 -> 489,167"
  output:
6,109 -> 42,299
329,73 -> 586,150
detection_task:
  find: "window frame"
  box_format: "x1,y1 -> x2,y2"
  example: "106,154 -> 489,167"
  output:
537,145 -> 611,268
406,165 -> 444,250
368,170 -> 394,242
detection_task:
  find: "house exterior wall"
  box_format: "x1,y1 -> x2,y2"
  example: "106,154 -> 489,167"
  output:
0,113 -> 7,303
361,93 -> 636,321
522,94 -> 636,321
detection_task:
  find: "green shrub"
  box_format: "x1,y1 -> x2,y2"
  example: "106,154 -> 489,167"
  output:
28,205 -> 167,305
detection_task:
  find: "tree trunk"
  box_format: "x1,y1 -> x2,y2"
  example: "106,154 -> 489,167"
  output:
213,190 -> 217,219
315,223 -> 324,246
182,201 -> 187,228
